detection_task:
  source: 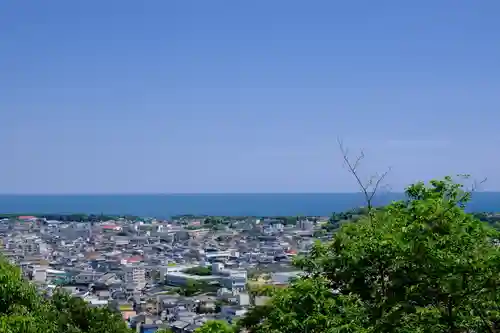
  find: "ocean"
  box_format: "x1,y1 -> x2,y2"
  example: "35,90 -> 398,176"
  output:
1,192 -> 500,218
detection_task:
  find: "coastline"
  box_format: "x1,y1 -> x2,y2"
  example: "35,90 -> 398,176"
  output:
1,192 -> 500,218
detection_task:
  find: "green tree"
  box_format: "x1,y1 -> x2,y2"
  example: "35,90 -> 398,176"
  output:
204,217 -> 225,226
51,291 -> 132,333
241,278 -> 368,333
0,257 -> 57,333
237,176 -> 500,332
183,266 -> 212,276
195,320 -> 234,333
0,256 -> 134,333
313,229 -> 326,238
179,279 -> 207,296
294,176 -> 500,332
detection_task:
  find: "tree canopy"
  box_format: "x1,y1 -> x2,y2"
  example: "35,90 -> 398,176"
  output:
0,257 -> 133,333
238,176 -> 500,332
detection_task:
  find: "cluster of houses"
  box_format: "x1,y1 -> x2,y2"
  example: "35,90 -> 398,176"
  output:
0,214 -> 329,332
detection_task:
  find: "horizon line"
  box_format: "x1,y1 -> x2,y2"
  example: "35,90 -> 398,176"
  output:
0,191 -> 497,196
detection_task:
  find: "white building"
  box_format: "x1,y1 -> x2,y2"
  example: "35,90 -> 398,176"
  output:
213,263 -> 247,291
164,263 -> 247,291
16,235 -> 44,255
124,265 -> 146,288
204,251 -> 232,262
237,293 -> 250,306
73,271 -> 104,284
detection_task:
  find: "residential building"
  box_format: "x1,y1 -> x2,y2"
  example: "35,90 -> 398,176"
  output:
124,265 -> 146,288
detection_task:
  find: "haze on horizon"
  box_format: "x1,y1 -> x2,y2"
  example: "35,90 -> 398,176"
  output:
1,1 -> 499,194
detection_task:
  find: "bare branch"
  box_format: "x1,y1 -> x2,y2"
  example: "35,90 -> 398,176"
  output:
337,137 -> 391,213
458,175 -> 487,202
367,168 -> 391,203
471,177 -> 488,193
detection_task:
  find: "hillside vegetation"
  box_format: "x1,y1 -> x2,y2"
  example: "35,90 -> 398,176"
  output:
3,176 -> 500,332
0,258 -> 133,333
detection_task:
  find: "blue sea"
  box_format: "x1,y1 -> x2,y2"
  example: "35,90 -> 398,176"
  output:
1,193 -> 500,218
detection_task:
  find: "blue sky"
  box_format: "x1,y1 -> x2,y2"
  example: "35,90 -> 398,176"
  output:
1,1 -> 499,194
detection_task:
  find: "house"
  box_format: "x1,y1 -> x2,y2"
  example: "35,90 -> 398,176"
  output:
101,224 -> 123,232
169,320 -> 190,333
73,271 -> 104,284
138,323 -> 171,333
96,290 -> 111,300
95,272 -> 120,286
220,305 -> 247,322
183,323 -> 204,333
18,216 -> 38,222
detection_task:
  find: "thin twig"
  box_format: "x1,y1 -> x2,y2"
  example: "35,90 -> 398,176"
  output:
337,137 -> 391,214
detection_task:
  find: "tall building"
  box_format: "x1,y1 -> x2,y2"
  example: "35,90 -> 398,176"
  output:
123,265 -> 146,289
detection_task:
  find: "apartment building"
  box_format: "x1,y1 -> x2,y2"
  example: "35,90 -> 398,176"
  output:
124,265 -> 146,289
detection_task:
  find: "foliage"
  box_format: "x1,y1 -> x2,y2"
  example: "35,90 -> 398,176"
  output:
0,256 -> 134,333
241,278 -> 369,333
323,207 -> 369,232
236,176 -> 500,333
51,291 -> 132,333
247,284 -> 277,297
195,320 -> 234,333
313,229 -> 327,238
211,224 -> 227,231
176,279 -> 217,296
203,217 -> 226,225
183,266 -> 213,276
0,258 -> 56,333
473,212 -> 500,230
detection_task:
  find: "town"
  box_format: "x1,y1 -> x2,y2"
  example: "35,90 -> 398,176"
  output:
0,214 -> 331,333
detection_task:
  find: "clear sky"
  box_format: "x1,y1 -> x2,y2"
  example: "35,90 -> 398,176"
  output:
1,1 -> 499,194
